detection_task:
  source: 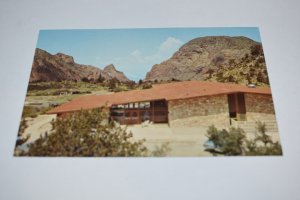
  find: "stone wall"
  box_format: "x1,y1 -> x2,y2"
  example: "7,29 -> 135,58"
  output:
168,95 -> 230,127
244,93 -> 276,121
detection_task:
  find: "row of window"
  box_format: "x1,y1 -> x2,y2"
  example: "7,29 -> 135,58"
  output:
111,100 -> 167,110
111,102 -> 151,109
111,111 -> 167,117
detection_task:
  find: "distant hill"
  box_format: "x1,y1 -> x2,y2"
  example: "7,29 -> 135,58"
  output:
29,48 -> 130,83
145,36 -> 269,86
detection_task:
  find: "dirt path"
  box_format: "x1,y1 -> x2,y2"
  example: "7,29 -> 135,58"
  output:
24,114 -> 56,144
126,124 -> 212,156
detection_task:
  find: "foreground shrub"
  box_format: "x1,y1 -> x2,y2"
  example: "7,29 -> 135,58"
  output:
245,122 -> 282,156
205,122 -> 282,156
206,126 -> 246,155
21,108 -> 150,157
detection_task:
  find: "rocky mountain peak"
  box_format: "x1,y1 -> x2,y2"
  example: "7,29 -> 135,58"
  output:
103,64 -> 117,72
145,36 -> 265,84
30,49 -> 130,83
54,53 -> 75,64
102,64 -> 129,82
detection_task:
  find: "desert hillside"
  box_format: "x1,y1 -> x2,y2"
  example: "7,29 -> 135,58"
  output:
145,36 -> 269,86
30,48 -> 130,83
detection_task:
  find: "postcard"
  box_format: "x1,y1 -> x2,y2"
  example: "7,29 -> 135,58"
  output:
14,27 -> 282,156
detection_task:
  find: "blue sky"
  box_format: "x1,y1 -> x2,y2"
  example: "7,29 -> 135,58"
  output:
36,27 -> 261,81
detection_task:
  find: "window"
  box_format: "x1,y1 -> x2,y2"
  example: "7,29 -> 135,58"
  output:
117,104 -> 124,109
139,102 -> 150,108
111,111 -> 124,117
134,102 -> 139,108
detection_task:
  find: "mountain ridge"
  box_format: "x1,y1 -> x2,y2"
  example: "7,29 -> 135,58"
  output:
145,36 -> 269,86
30,48 -> 130,83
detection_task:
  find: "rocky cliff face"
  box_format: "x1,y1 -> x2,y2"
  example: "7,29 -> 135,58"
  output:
102,64 -> 130,82
145,36 -> 269,86
30,48 -> 130,83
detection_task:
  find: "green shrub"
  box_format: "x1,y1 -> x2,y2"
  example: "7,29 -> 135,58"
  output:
205,122 -> 282,156
206,126 -> 245,155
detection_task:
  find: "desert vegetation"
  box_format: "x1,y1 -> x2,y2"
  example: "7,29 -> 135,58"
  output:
16,108 -> 170,157
27,81 -> 106,96
213,44 -> 269,86
205,122 -> 282,156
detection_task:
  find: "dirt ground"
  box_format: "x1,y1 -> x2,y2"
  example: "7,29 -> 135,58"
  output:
19,116 -> 280,157
21,117 -> 212,156
126,124 -> 213,156
23,114 -> 56,144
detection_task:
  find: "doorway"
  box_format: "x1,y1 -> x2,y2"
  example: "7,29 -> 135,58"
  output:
228,93 -> 246,121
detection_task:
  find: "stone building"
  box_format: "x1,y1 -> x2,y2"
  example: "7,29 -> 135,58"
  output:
47,81 -> 277,128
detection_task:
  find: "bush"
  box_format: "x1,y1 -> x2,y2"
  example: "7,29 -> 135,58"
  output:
205,122 -> 282,156
81,77 -> 90,82
21,108 -> 152,157
245,122 -> 282,155
22,106 -> 40,118
96,74 -> 105,83
206,126 -> 245,155
251,44 -> 263,56
106,78 -> 120,91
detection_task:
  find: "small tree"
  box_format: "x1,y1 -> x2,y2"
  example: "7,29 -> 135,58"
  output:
96,74 -> 105,83
246,74 -> 252,84
81,77 -> 90,83
251,44 -> 263,57
229,59 -> 235,66
125,81 -> 136,89
207,68 -> 215,79
256,71 -> 264,83
106,78 -> 119,91
227,75 -> 235,83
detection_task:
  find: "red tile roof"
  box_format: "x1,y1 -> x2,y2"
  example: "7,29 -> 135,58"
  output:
47,81 -> 272,114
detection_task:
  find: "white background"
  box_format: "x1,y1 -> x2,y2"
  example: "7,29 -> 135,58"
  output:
0,0 -> 300,199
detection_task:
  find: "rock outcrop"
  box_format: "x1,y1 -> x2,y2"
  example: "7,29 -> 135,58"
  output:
102,64 -> 130,82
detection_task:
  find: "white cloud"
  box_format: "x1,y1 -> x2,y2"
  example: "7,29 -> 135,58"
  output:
131,49 -> 142,57
159,37 -> 183,53
129,37 -> 183,64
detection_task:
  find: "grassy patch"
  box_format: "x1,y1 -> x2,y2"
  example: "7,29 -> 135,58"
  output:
22,106 -> 52,118
27,81 -> 106,96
